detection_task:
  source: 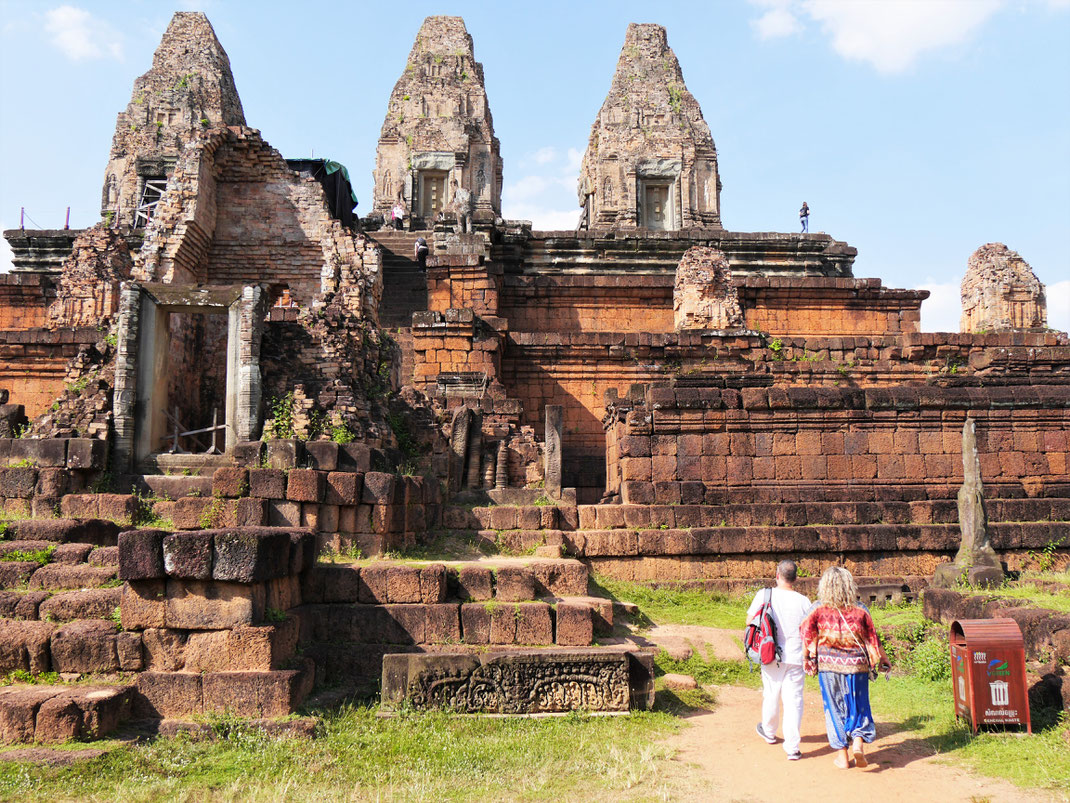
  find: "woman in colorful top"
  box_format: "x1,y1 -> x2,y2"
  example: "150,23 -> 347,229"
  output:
801,566 -> 890,769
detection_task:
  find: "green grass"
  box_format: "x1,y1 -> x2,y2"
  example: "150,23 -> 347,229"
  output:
0,545 -> 55,564
0,705 -> 683,802
979,583 -> 1070,613
592,575 -> 752,629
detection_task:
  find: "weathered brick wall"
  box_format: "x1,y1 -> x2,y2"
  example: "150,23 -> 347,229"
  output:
605,383 -> 1070,505
0,274 -> 54,330
499,274 -> 674,333
0,329 -> 100,418
739,277 -> 925,336
166,312 -> 228,436
137,127 -> 381,320
426,256 -> 500,315
492,274 -> 925,337
410,309 -> 501,390
502,330 -> 1070,500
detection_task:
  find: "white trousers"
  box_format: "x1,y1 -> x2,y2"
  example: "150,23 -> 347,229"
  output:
761,662 -> 805,754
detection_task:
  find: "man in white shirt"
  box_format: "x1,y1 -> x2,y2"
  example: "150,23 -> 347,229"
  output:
746,559 -> 811,760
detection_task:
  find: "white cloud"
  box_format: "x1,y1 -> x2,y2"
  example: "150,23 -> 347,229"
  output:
748,0 -> 1007,73
1047,279 -> 1070,334
565,147 -> 584,173
918,279 -> 962,332
753,5 -> 802,39
532,147 -> 558,165
44,5 -> 123,61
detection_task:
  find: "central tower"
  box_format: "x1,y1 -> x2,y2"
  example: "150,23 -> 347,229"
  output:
372,16 -> 503,226
578,24 -> 721,231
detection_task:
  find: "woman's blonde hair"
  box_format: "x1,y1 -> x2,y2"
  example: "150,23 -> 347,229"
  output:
817,566 -> 858,609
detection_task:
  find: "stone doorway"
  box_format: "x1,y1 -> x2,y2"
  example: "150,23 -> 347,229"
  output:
640,180 -> 673,230
418,170 -> 448,218
112,283 -> 268,471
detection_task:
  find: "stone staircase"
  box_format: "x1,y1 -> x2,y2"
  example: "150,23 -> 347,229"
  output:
369,230 -> 432,388
438,497 -> 1070,583
0,517 -> 135,743
298,555 -> 614,690
0,518 -> 318,743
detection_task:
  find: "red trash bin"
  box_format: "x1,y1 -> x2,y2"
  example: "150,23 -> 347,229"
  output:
949,618 -> 1031,734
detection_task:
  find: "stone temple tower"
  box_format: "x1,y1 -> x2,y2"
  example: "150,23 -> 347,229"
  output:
578,23 -> 722,231
100,12 -> 245,228
372,16 -> 503,226
960,243 -> 1047,332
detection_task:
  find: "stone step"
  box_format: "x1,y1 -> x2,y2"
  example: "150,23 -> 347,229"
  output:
302,558 -> 588,605
139,453 -> 236,476
7,518 -> 121,546
27,564 -> 118,591
454,498 -> 1070,533
138,475 -> 214,500
0,683 -> 133,744
559,521 -> 1069,560
298,597 -> 598,650
133,664 -> 314,719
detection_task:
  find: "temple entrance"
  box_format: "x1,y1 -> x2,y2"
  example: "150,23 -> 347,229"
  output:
112,283 -> 269,471
640,180 -> 673,230
418,170 -> 447,218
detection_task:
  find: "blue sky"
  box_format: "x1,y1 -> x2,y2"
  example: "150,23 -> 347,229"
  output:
1,0 -> 1067,331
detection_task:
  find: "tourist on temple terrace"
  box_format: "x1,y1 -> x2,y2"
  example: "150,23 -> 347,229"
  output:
747,559 -> 811,761
799,201 -> 809,232
801,566 -> 891,769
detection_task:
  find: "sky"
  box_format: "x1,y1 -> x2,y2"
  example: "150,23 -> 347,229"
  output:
1,0 -> 1068,332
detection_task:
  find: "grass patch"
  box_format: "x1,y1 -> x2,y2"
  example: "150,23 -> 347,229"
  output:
0,545 -> 55,564
592,575 -> 752,629
979,583 -> 1070,613
0,704 -> 684,801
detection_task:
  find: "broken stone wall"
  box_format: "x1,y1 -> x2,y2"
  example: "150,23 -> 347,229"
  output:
961,243 -> 1047,333
46,224 -> 133,330
673,246 -> 743,330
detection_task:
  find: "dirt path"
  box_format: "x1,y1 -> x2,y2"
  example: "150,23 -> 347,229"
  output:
661,681 -> 1050,802
630,625 -> 1053,801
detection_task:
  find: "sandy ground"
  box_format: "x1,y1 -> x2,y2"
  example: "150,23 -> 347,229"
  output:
645,625 -> 1055,802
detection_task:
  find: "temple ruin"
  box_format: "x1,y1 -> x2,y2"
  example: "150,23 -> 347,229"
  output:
0,13 -> 1065,732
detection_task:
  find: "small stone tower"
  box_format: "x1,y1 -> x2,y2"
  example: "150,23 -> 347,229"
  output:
578,23 -> 721,231
960,243 -> 1047,333
372,16 -> 503,226
100,12 -> 245,228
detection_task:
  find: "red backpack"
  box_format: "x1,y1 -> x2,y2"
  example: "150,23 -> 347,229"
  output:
744,588 -> 781,668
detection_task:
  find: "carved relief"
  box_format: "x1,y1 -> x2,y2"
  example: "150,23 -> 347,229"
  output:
405,654 -> 631,714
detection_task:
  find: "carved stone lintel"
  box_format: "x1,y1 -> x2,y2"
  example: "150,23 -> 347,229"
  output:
382,650 -> 634,714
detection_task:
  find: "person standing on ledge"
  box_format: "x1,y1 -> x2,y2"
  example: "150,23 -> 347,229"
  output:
748,559 -> 812,761
414,236 -> 429,270
800,202 -> 810,233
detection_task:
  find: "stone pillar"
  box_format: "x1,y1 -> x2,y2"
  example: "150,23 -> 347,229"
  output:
465,417 -> 482,490
545,405 -> 563,499
449,407 -> 473,494
932,418 -> 1004,588
495,439 -> 509,490
111,283 -> 142,472
232,285 -> 267,446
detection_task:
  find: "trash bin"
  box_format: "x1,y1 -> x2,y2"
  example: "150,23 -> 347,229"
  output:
949,618 -> 1031,734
